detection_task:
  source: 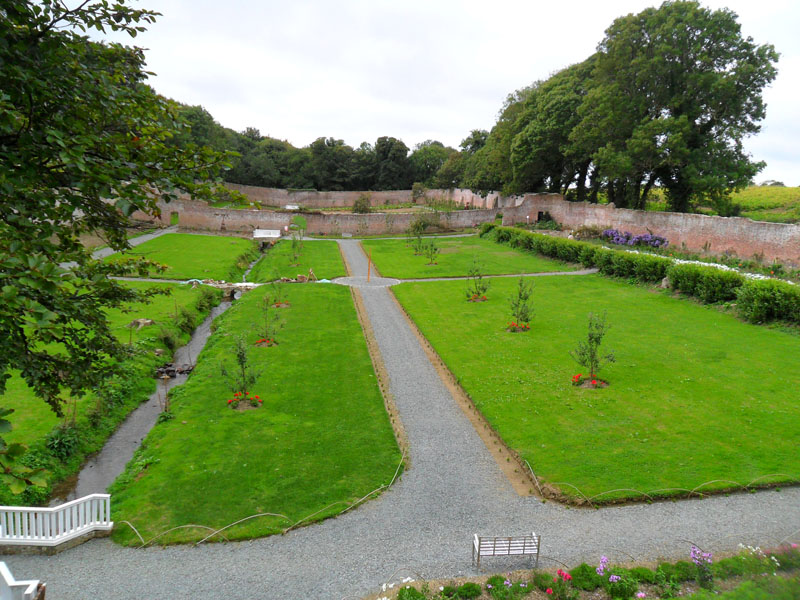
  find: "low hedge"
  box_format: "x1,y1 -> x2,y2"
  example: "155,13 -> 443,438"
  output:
667,264 -> 743,304
485,226 -> 800,325
736,278 -> 800,324
486,226 -> 670,283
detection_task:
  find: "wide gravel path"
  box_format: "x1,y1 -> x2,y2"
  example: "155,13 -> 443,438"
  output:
6,240 -> 799,599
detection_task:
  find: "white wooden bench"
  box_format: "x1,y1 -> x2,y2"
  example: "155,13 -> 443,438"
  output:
472,533 -> 540,568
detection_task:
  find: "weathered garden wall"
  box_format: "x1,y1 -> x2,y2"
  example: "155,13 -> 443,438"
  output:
135,198 -> 498,235
502,194 -> 800,264
224,183 -> 511,210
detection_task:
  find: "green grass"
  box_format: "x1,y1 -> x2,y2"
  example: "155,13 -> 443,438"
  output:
3,282 -> 211,448
106,233 -> 258,280
361,235 -> 575,279
0,281 -> 220,505
644,186 -> 800,223
734,186 -> 800,223
247,240 -> 346,281
392,275 -> 800,501
110,283 -> 401,544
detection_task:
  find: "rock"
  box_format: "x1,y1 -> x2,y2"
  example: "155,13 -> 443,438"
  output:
660,276 -> 671,289
154,348 -> 165,356
128,318 -> 155,330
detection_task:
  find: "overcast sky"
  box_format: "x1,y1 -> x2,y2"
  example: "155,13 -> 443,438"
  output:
105,0 -> 798,184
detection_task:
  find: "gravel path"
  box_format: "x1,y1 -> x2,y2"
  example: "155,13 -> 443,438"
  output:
5,240 -> 799,599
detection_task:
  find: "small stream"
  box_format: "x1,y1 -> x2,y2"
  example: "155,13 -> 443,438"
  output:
242,254 -> 262,282
49,300 -> 232,504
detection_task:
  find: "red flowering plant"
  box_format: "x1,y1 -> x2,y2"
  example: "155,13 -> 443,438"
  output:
569,312 -> 615,387
221,336 -> 263,409
256,296 -> 283,346
547,569 -> 578,600
507,278 -> 533,332
226,392 -> 263,409
465,258 -> 490,302
506,321 -> 530,332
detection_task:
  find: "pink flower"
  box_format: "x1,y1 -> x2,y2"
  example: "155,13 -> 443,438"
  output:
546,589 -> 553,595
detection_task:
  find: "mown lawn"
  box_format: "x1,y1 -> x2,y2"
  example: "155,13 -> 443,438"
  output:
105,233 -> 257,280
393,275 -> 800,501
2,282 -> 214,448
247,239 -> 346,281
361,235 -> 575,279
110,283 -> 401,544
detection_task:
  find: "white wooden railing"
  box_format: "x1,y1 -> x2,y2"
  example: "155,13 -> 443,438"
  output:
0,494 -> 112,547
0,562 -> 42,600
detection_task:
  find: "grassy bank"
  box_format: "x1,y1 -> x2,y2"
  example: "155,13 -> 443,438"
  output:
1,281 -> 221,505
110,283 -> 401,544
393,275 -> 800,502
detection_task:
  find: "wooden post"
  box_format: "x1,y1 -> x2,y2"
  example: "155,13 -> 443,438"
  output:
367,249 -> 372,282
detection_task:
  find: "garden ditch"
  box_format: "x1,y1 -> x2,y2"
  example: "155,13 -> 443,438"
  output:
49,300 -> 233,504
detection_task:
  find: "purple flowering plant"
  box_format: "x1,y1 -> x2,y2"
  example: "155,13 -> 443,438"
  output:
602,229 -> 669,249
691,545 -> 714,589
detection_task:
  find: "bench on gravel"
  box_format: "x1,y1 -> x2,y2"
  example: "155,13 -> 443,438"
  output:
472,533 -> 540,568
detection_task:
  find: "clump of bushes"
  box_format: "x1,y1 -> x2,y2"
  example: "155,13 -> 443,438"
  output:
572,225 -> 604,240
487,225 -> 800,326
353,193 -> 372,213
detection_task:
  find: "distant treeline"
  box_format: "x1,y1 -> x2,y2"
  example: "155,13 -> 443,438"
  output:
173,1 -> 777,214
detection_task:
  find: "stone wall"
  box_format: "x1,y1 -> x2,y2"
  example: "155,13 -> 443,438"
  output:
135,198 -> 498,235
224,183 -> 511,210
501,194 -> 800,264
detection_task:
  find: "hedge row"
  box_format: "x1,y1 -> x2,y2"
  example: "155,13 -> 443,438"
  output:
483,224 -> 800,325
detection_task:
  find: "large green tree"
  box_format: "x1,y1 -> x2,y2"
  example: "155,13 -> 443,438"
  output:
0,0 -> 232,445
510,58 -> 595,198
409,140 -> 451,187
374,136 -> 412,190
575,1 -> 778,211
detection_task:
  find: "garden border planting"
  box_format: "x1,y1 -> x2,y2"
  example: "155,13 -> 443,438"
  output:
483,225 -> 800,326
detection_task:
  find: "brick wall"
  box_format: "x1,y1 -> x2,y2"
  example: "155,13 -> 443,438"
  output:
501,194 -> 800,264
224,183 -> 513,210
133,198 -> 497,235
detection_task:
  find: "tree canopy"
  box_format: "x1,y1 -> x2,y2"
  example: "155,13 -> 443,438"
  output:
451,1 -> 778,209
0,0 -> 232,430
